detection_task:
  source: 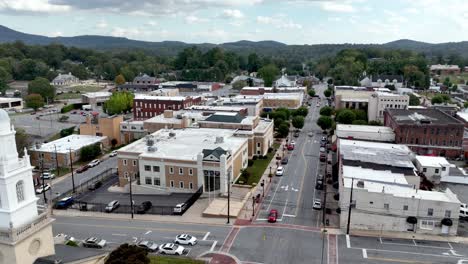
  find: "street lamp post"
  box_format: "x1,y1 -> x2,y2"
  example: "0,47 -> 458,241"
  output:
40,158 -> 47,204
129,174 -> 134,219
252,196 -> 255,217
261,179 -> 265,198
68,148 -> 76,194
54,144 -> 60,178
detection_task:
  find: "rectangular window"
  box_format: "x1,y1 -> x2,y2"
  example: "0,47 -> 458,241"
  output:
170,180 -> 174,187
179,168 -> 184,175
403,205 -> 408,211
435,169 -> 439,174
189,169 -> 193,175
442,167 -> 446,171
189,182 -> 193,189
420,220 -> 435,230
423,168 -> 427,173
445,210 -> 451,218
179,181 -> 184,188
384,203 -> 389,210
169,167 -> 174,174
154,178 -> 160,186
132,160 -> 137,166
144,165 -> 151,171
428,208 -> 433,216
153,166 -> 160,172
257,142 -> 261,148
145,177 -> 152,185
123,159 -> 127,166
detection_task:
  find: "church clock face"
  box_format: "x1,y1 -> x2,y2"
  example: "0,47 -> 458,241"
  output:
28,239 -> 41,255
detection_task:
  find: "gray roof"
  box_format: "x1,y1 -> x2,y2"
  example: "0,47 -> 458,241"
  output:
386,108 -> 464,126
204,113 -> 245,123
203,147 -> 228,159
34,244 -> 107,264
134,73 -> 156,82
371,75 -> 404,83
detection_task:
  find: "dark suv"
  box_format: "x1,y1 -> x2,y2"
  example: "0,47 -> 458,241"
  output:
88,181 -> 102,191
136,201 -> 153,214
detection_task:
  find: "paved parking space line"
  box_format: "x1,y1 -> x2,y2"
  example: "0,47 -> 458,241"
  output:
203,232 -> 210,240
357,247 -> 465,259
362,249 -> 367,259
185,248 -> 192,256
413,239 -> 417,246
210,241 -> 217,251
379,239 -> 452,250
282,214 -> 296,217
346,235 -> 351,248
366,256 -> 433,264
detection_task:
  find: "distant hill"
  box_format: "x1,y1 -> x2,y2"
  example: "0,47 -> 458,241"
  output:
1,25 -> 468,60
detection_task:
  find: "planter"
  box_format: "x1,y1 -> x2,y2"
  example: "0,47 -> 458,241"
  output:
406,216 -> 417,224
441,218 -> 453,226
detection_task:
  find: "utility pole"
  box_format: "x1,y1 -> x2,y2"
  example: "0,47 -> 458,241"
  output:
227,171 -> 231,224
261,179 -> 265,197
54,145 -> 60,177
252,196 -> 255,217
346,178 -> 355,235
129,174 -> 134,219
40,157 -> 47,204
68,148 -> 75,194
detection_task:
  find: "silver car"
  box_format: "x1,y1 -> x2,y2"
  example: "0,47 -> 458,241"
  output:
137,240 -> 158,252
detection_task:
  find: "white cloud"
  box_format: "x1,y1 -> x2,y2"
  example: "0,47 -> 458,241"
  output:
96,19 -> 108,29
257,16 -> 274,24
49,31 -> 63,37
256,15 -> 302,29
321,2 -> 356,13
110,27 -> 155,39
146,20 -> 158,26
0,0 -> 70,13
222,9 -> 244,19
184,15 -> 209,24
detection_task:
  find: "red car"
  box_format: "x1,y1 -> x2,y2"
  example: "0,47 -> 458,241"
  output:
287,144 -> 294,151
268,209 -> 278,223
76,165 -> 90,173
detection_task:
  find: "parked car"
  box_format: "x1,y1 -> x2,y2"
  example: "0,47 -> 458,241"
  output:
287,144 -> 294,151
55,196 -> 74,209
320,154 -> 327,162
88,159 -> 100,168
82,237 -> 106,248
35,183 -> 51,194
87,181 -> 102,191
41,172 -> 55,179
158,243 -> 187,255
308,132 -> 313,137
321,136 -> 328,143
320,147 -> 326,153
313,199 -> 322,210
315,179 -> 324,190
105,200 -> 120,213
76,165 -> 90,173
174,234 -> 197,245
109,150 -> 117,157
276,166 -> 284,176
173,203 -> 187,214
136,201 -> 152,214
268,209 -> 278,223
281,156 -> 289,165
276,154 -> 282,160
294,132 -> 300,137
137,240 -> 158,252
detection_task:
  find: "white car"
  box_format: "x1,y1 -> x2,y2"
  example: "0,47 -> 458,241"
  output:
109,151 -> 117,157
158,243 -> 186,255
82,237 -> 106,248
319,147 -> 326,153
174,234 -> 197,245
313,199 -> 322,210
137,240 -> 158,252
276,166 -> 284,176
41,172 -> 55,179
290,140 -> 296,146
88,159 -> 100,167
35,183 -> 51,194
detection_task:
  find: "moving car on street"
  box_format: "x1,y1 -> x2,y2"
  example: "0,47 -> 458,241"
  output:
174,234 -> 197,245
41,172 -> 55,179
276,166 -> 284,176
109,150 -> 117,157
158,243 -> 187,255
281,156 -> 289,165
35,183 -> 51,194
268,209 -> 278,223
137,240 -> 158,252
82,237 -> 106,248
76,165 -> 90,173
88,159 -> 100,168
55,196 -> 74,209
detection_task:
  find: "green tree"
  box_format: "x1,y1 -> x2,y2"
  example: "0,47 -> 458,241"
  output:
25,93 -> 45,110
352,109 -> 367,121
258,64 -> 279,87
115,74 -> 126,85
0,66 -> 11,94
120,66 -> 135,82
368,120 -> 383,126
431,94 -> 450,105
464,102 -> 468,108
15,128 -> 30,157
336,109 -> 356,124
409,93 -> 420,106
317,116 -> 333,130
232,80 -> 247,90
292,107 -> 308,117
324,89 -> 332,98
277,122 -> 290,138
308,89 -> 315,97
80,143 -> 102,162
105,243 -> 149,264
319,106 -> 333,116
275,108 -> 291,120
352,120 -> 367,125
103,91 -> 134,115
28,77 -> 55,101
292,116 -> 305,129
60,127 -> 75,138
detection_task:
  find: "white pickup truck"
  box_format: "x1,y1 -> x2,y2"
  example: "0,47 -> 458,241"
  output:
460,203 -> 468,218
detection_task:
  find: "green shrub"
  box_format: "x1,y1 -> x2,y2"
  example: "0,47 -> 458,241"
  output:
61,104 -> 74,113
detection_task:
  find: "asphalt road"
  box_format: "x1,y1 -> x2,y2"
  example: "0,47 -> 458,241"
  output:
38,156 -> 118,202
52,215 -> 231,258
255,83 -> 327,227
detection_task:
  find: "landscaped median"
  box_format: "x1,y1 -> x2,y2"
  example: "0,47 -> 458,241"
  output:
236,142 -> 281,186
149,256 -> 204,264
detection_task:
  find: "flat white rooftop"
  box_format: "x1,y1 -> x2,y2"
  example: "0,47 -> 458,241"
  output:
32,135 -> 107,154
134,94 -> 192,101
336,124 -> 395,134
119,128 -> 247,161
415,155 -> 450,167
144,111 -> 204,124
457,111 -> 468,123
0,97 -> 22,102
343,165 -> 408,184
82,92 -> 112,98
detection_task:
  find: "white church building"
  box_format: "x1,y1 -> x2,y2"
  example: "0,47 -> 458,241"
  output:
0,110 -> 55,263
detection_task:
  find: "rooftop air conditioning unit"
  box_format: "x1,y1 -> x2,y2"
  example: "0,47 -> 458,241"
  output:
356,180 -> 365,188
169,132 -> 176,137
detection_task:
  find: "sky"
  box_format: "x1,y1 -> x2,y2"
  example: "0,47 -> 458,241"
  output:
0,0 -> 467,44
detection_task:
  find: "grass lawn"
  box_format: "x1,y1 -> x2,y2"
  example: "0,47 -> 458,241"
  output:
56,93 -> 82,100
149,256 -> 205,264
68,85 -> 103,93
237,142 -> 280,185
439,73 -> 468,85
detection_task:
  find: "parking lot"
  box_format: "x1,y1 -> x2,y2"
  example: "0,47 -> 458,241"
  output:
74,176 -> 193,214
340,234 -> 468,264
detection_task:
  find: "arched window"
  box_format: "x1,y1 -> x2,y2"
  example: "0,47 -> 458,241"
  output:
16,181 -> 25,202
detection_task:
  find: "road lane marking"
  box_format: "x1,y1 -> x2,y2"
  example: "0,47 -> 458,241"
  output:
210,241 -> 217,251
145,230 -> 152,235
354,247 -> 465,259
281,198 -> 289,219
413,239 -> 417,246
362,249 -> 368,258
366,257 -> 432,264
203,232 -> 210,240
380,240 -> 451,250
282,214 -> 296,217
346,235 -> 351,248
111,233 -> 127,236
